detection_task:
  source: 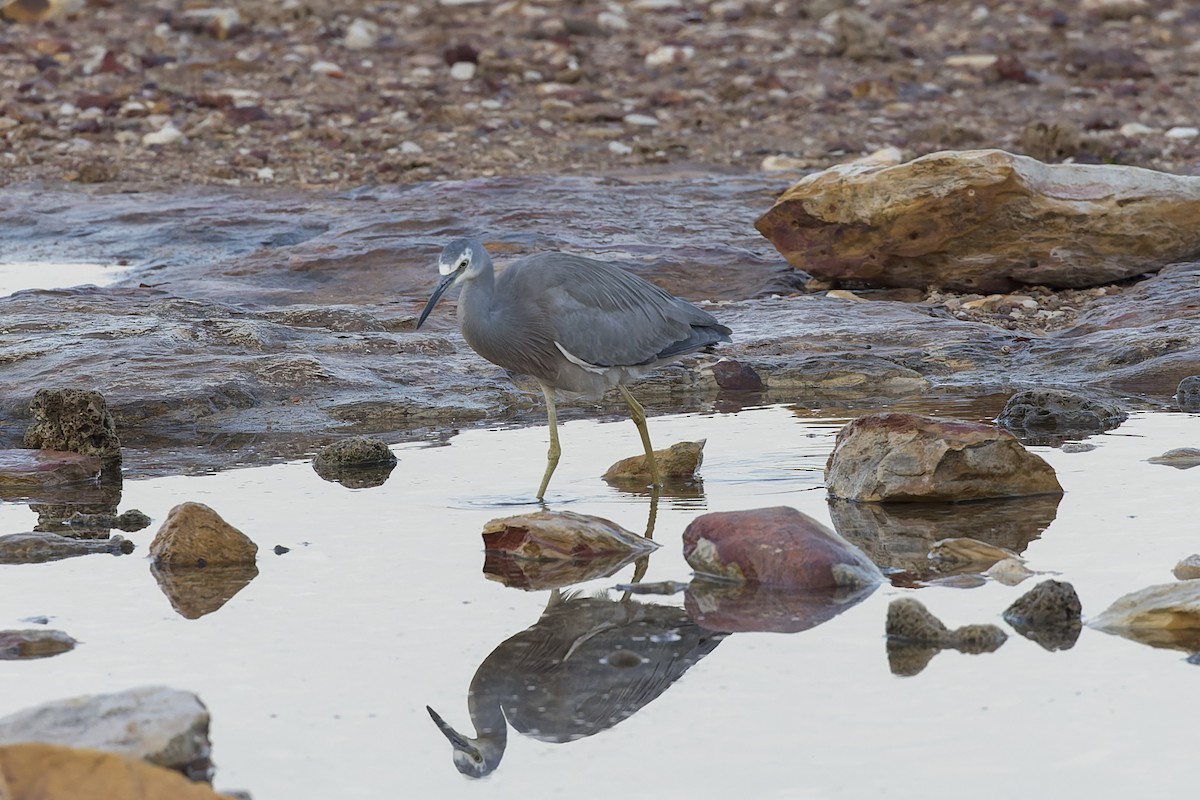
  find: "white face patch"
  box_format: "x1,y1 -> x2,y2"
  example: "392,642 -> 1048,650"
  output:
438,250 -> 470,277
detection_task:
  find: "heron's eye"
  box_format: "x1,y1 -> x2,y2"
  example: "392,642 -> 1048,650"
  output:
458,257 -> 469,270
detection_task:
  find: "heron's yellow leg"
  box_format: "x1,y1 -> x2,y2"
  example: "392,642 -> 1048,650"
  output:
618,384 -> 661,489
536,383 -> 561,501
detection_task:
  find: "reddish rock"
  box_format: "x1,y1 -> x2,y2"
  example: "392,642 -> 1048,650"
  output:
681,506 -> 883,589
148,502 -> 257,568
0,449 -> 101,487
825,412 -> 1063,502
481,510 -> 658,561
685,579 -> 876,634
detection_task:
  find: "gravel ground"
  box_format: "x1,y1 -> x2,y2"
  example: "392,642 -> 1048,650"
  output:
3,0 -> 1200,189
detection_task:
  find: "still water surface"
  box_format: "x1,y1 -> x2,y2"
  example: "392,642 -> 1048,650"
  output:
0,405 -> 1197,798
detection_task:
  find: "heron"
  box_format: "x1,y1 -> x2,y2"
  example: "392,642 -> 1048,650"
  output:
416,238 -> 731,500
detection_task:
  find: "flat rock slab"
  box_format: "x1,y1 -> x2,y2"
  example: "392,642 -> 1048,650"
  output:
0,449 -> 101,487
0,532 -> 133,565
756,148 -> 1200,292
0,686 -> 212,780
0,629 -> 76,660
481,510 -> 658,561
1089,580 -> 1200,652
824,412 -> 1063,502
681,506 -> 883,590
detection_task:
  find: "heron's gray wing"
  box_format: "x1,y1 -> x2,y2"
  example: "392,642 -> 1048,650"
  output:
505,253 -> 729,368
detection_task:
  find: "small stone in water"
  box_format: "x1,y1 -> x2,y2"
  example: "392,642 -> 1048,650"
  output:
450,61 -> 477,81
608,141 -> 633,155
623,113 -> 659,127
1061,441 -> 1097,453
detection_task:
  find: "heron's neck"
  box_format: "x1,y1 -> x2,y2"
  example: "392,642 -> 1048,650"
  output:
457,264 -> 496,321
466,669 -> 508,750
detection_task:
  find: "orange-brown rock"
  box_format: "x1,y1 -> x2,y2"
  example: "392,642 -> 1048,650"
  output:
755,149 -> 1200,292
148,502 -> 257,568
602,440 -> 705,483
0,449 -> 101,487
825,413 -> 1063,502
0,743 -> 231,800
681,506 -> 883,589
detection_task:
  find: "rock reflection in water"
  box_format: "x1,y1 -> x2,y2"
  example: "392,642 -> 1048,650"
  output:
827,494 -> 1061,580
684,578 -> 877,634
150,564 -> 259,620
427,591 -> 725,777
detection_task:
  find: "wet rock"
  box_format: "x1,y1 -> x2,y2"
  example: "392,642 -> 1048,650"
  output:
63,508 -> 152,532
1003,579 -> 1083,650
986,558 -> 1037,586
1173,555 -> 1200,581
602,440 -> 704,484
929,538 -> 1024,571
0,687 -> 212,780
0,743 -> 229,800
711,359 -> 764,391
1089,581 -> 1200,652
826,494 -> 1057,576
681,506 -> 883,590
151,563 -> 259,619
0,532 -> 133,565
755,149 -> 1200,293
312,436 -> 397,488
22,389 -> 122,464
149,502 -> 258,568
765,354 -> 930,396
1176,376 -> 1200,412
886,597 -> 1007,675
825,413 -> 1063,502
0,449 -> 102,487
481,510 -> 658,561
997,388 -> 1127,437
1148,448 -> 1200,470
0,629 -> 76,660
685,577 -> 876,634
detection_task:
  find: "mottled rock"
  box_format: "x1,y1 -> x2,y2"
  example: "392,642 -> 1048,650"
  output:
0,629 -> 76,660
0,449 -> 102,487
886,596 -> 951,645
22,389 -> 121,464
1174,554 -> 1200,581
1003,579 -> 1083,650
0,532 -> 132,565
929,537 -> 1024,570
603,440 -> 704,484
0,743 -> 228,800
1176,376 -> 1200,412
825,413 -> 1063,502
997,388 -> 1127,435
481,510 -> 658,561
1089,581 -> 1200,651
886,597 -> 1007,675
765,354 -> 930,395
685,578 -> 876,634
681,506 -> 883,589
312,436 -> 397,488
63,509 -> 152,532
151,563 -> 259,619
755,149 -> 1200,292
0,687 -> 211,780
149,502 -> 258,567
1148,448 -> 1200,470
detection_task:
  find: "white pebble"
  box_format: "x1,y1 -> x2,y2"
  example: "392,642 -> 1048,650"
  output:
598,11 -> 628,31
343,18 -> 380,51
609,141 -> 633,155
623,113 -> 659,127
400,141 -> 423,154
450,61 -> 477,81
645,45 -> 694,68
58,102 -> 77,116
255,167 -> 275,181
1165,126 -> 1200,139
311,60 -> 345,78
142,124 -> 183,146
1119,122 -> 1156,136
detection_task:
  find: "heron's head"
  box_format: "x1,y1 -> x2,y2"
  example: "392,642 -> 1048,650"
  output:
416,238 -> 491,329
427,705 -> 505,778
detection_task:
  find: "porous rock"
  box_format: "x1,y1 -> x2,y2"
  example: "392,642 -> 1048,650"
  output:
755,149 -> 1200,292
997,388 -> 1127,434
1176,375 -> 1200,412
312,437 -> 397,469
1003,579 -> 1083,650
825,412 -> 1063,502
22,388 -> 121,463
681,506 -> 883,589
149,502 -> 257,567
886,597 -> 1007,675
0,743 -> 228,800
0,686 -> 212,780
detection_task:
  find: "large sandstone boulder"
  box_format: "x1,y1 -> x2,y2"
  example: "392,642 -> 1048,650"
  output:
0,743 -> 230,800
1089,581 -> 1200,651
149,502 -> 257,568
825,413 -> 1063,502
681,506 -> 883,590
755,149 -> 1200,292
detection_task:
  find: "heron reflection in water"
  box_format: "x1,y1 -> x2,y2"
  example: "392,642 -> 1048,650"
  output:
427,590 -> 726,777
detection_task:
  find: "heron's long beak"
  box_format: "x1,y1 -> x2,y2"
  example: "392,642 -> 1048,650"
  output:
416,271 -> 459,329
427,705 -> 481,759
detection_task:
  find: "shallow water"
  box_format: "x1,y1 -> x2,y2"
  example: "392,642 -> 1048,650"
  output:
0,262 -> 129,298
0,404 -> 1197,798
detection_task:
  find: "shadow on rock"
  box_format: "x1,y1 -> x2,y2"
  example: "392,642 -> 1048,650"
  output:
151,564 -> 259,619
426,591 -> 726,777
828,494 -> 1060,580
684,577 -> 877,634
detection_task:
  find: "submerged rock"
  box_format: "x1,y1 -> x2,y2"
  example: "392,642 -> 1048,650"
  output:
0,532 -> 133,564
825,413 -> 1063,502
0,743 -> 228,800
0,449 -> 102,488
0,686 -> 212,780
886,597 -> 1007,675
1147,448 -> 1200,470
997,388 -> 1127,436
1089,581 -> 1200,652
149,502 -> 258,568
1176,375 -> 1200,412
1003,579 -> 1083,650
481,510 -> 658,561
755,149 -> 1200,292
312,437 -> 397,488
681,506 -> 883,589
22,388 -> 122,464
1173,554 -> 1200,580
603,440 -> 705,485
0,629 -> 76,660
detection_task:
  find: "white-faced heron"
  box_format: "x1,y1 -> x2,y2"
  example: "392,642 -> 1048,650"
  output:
416,238 -> 731,499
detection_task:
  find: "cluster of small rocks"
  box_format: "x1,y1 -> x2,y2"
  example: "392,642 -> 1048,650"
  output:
3,0 -> 1200,189
925,285 -> 1120,332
